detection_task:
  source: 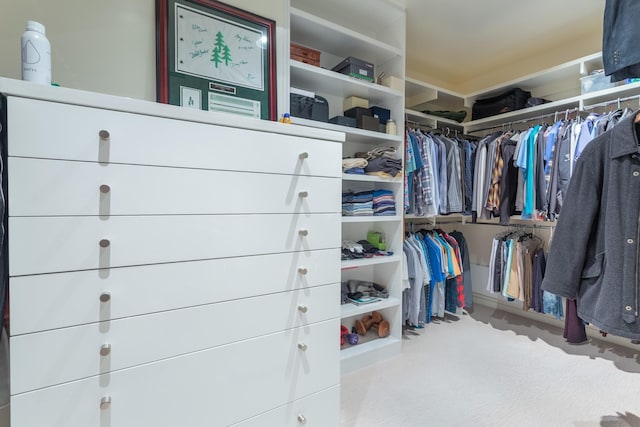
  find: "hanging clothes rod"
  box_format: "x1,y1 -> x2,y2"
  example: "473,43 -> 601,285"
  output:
582,94 -> 640,111
405,120 -> 467,138
405,119 -> 434,129
466,107 -> 581,134
472,220 -> 556,229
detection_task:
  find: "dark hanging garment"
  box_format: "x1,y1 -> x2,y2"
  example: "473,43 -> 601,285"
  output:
499,140 -> 518,225
603,0 -> 640,81
531,248 -> 546,314
564,299 -> 588,344
450,231 -> 473,308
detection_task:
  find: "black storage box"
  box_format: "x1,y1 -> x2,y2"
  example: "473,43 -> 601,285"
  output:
344,106 -> 372,120
471,87 -> 531,120
369,106 -> 391,124
290,93 -> 329,122
331,56 -> 374,82
329,116 -> 357,127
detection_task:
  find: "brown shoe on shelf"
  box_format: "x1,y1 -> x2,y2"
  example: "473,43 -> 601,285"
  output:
371,311 -> 383,326
355,314 -> 374,336
377,320 -> 390,338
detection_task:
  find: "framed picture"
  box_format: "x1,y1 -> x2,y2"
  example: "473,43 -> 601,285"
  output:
156,0 -> 277,120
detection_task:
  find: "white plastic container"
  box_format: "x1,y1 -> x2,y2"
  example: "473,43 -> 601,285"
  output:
21,21 -> 51,85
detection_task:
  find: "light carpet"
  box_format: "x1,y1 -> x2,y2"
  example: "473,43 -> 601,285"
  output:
341,303 -> 640,427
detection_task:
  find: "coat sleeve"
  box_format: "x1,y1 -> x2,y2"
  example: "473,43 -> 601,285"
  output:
541,149 -> 602,298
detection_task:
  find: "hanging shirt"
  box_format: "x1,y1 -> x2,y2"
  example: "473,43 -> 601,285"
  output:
522,125 -> 541,219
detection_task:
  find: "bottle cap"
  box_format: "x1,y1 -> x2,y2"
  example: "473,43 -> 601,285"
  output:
26,21 -> 45,34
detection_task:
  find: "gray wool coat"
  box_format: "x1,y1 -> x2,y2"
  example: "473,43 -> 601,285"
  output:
541,112 -> 640,340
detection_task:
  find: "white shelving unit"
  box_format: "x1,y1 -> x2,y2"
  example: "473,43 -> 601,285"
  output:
405,52 -> 640,134
461,52 -> 640,132
289,0 -> 406,374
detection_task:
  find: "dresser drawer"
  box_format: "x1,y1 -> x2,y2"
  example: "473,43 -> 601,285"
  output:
7,97 -> 342,178
11,319 -> 340,427
9,157 -> 340,216
11,283 -> 339,394
10,248 -> 340,335
231,386 -> 339,427
9,213 -> 340,276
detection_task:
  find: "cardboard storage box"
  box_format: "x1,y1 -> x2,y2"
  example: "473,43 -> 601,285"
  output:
332,56 -> 374,82
290,42 -> 320,67
381,75 -> 404,90
358,115 -> 380,131
343,96 -> 369,110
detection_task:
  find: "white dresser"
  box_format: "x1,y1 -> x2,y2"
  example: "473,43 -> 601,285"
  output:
0,78 -> 343,427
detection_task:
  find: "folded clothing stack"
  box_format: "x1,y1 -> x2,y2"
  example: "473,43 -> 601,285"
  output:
372,189 -> 396,216
365,157 -> 402,177
355,146 -> 398,160
353,146 -> 402,178
342,157 -> 368,175
342,190 -> 373,216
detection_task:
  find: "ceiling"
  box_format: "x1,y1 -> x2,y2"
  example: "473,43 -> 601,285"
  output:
405,0 -> 606,94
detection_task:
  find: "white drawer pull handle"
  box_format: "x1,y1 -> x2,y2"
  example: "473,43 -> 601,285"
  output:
99,130 -> 110,141
100,344 -> 111,356
299,152 -> 309,160
298,191 -> 308,198
297,267 -> 308,275
297,342 -> 308,351
297,414 -> 307,424
99,292 -> 111,303
297,305 -> 308,313
100,184 -> 111,194
100,396 -> 111,410
298,229 -> 308,237
99,239 -> 110,248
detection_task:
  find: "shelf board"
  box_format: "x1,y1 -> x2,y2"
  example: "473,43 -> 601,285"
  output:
341,255 -> 402,270
291,117 -> 402,145
404,214 -> 471,224
290,7 -> 402,65
342,173 -> 403,183
290,60 -> 403,102
405,77 -> 466,111
580,81 -> 640,107
463,53 -> 602,107
342,215 -> 401,223
341,297 -> 401,318
340,335 -> 401,360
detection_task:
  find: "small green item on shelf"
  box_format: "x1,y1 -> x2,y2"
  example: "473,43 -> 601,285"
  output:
423,110 -> 467,123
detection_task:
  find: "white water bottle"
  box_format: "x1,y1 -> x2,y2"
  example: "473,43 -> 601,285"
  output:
21,21 -> 51,85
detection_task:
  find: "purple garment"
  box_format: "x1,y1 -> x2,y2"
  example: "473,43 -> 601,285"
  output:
531,248 -> 546,313
563,299 -> 588,344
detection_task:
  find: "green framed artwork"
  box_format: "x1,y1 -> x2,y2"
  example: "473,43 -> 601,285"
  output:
156,0 -> 277,120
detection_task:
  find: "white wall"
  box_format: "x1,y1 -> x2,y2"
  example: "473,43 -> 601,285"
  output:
0,0 -> 286,111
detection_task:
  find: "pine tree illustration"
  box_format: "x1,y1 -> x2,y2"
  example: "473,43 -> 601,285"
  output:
211,31 -> 225,68
222,44 -> 232,66
212,47 -> 221,68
